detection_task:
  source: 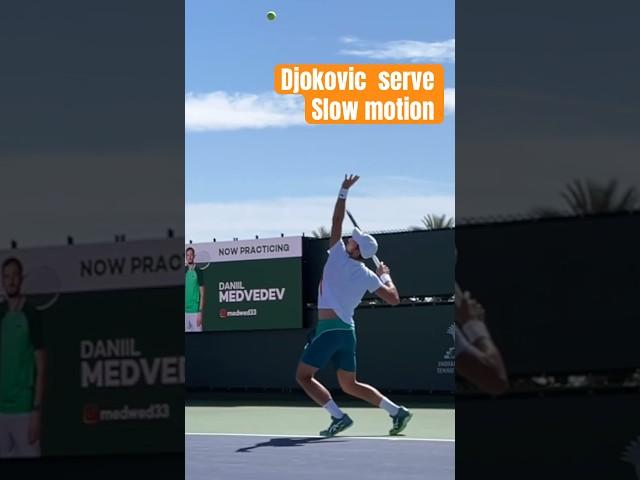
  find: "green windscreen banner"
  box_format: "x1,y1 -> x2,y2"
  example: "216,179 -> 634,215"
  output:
0,239 -> 183,457
188,237 -> 302,331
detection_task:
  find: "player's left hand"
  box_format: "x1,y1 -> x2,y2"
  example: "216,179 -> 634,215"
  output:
28,411 -> 41,444
197,312 -> 203,328
341,174 -> 360,190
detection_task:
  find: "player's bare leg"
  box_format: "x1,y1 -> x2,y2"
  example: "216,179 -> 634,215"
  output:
295,362 -> 331,406
296,362 -> 354,437
337,369 -> 413,435
336,369 -> 384,405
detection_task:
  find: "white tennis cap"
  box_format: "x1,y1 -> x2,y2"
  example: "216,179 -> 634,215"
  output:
352,228 -> 378,259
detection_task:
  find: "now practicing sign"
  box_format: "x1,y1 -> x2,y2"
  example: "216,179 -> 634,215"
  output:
187,237 -> 302,331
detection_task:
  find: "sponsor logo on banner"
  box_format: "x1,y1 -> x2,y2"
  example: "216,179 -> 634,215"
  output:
190,236 -> 302,263
83,403 -> 171,424
437,324 -> 455,374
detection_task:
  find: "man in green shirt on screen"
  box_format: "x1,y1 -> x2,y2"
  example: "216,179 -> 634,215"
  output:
185,247 -> 205,332
0,257 -> 46,458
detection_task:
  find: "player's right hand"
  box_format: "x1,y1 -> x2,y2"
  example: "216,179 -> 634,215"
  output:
28,412 -> 41,444
456,292 -> 485,326
376,262 -> 390,276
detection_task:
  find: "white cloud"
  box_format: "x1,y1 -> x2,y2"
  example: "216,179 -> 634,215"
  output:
340,38 -> 455,63
381,176 -> 454,190
339,36 -> 360,44
0,151 -> 183,248
185,91 -> 305,131
186,81 -> 453,132
445,88 -> 455,114
186,194 -> 454,242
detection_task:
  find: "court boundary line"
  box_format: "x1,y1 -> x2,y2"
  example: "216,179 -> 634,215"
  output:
185,432 -> 454,442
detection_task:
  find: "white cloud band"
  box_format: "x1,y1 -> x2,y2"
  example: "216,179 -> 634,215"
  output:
186,194 -> 454,242
340,38 -> 455,63
185,91 -> 305,131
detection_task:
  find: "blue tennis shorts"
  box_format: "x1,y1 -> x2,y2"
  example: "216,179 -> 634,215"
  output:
300,318 -> 357,372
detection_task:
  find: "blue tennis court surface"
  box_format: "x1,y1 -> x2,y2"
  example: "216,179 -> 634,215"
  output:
186,433 -> 454,480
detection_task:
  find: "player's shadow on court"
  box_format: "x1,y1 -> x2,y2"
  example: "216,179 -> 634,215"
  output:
236,437 -> 346,453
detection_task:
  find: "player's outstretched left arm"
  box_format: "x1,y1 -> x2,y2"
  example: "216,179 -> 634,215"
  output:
30,349 -> 46,444
330,174 -> 359,248
198,285 -> 205,328
28,304 -> 46,445
194,268 -> 205,328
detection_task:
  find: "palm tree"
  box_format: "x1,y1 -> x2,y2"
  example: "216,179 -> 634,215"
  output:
531,179 -> 638,217
420,214 -> 455,230
311,226 -> 330,238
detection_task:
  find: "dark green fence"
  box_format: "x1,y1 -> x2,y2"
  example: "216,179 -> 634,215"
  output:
456,213 -> 640,375
187,304 -> 454,392
187,229 -> 455,392
302,230 -> 455,304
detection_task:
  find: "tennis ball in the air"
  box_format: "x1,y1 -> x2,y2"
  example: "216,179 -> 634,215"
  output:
266,10 -> 277,21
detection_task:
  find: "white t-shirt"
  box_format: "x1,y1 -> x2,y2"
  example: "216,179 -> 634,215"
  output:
317,240 -> 384,326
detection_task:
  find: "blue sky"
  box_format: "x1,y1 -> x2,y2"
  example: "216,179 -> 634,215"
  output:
186,0 -> 455,241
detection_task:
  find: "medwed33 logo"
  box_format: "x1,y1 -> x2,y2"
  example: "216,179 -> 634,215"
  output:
83,404 -> 100,424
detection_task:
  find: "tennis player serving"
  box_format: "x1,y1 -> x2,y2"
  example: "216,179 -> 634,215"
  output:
296,175 -> 413,437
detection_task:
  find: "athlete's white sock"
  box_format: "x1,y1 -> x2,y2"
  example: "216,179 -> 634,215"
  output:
323,400 -> 345,419
379,397 -> 400,416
